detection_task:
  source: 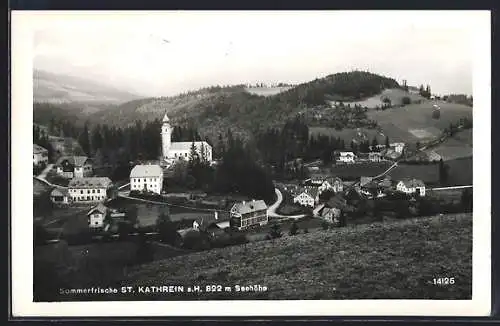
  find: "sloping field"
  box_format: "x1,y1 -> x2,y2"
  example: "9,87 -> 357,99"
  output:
328,88 -> 425,109
367,101 -> 472,143
98,213 -> 472,301
388,163 -> 440,185
427,129 -> 472,161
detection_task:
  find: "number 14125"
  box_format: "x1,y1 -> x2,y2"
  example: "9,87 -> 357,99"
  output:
433,277 -> 455,285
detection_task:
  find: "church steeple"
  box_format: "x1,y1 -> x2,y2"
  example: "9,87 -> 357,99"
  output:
162,110 -> 170,123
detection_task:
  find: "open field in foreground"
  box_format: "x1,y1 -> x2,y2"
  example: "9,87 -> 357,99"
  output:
91,213 -> 472,301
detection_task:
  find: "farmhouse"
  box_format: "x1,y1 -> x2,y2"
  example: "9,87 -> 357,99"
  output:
396,179 -> 426,197
293,187 -> 319,208
33,144 -> 49,167
55,156 -> 93,179
322,177 -> 343,193
390,142 -> 406,154
87,203 -> 108,228
337,151 -> 356,163
368,152 -> 382,162
161,112 -> 213,163
230,200 -> 268,230
192,211 -> 230,237
130,164 -> 164,194
320,207 -> 341,224
360,176 -> 373,187
49,188 -> 72,205
68,177 -> 114,203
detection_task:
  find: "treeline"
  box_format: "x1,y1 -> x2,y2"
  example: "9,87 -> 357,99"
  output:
33,116 -> 207,166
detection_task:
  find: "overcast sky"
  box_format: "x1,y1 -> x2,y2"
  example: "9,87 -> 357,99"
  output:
31,11 -> 480,97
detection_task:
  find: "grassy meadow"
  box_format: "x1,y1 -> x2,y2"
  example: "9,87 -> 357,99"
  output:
96,213 -> 472,301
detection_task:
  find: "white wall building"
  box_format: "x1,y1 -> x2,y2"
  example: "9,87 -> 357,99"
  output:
161,112 -> 212,163
87,203 -> 108,228
396,179 -> 426,197
68,177 -> 113,203
390,142 -> 406,154
33,144 -> 49,166
338,152 -> 356,163
130,164 -> 164,194
55,156 -> 93,179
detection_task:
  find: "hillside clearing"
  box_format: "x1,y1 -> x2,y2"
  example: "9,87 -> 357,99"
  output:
328,88 -> 425,109
109,213 -> 472,301
245,86 -> 293,97
427,129 -> 472,160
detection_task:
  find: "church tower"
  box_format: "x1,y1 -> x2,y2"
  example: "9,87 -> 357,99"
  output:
161,111 -> 172,160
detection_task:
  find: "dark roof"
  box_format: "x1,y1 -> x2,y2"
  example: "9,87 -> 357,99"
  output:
33,144 -> 48,154
50,188 -> 69,196
69,177 -> 112,189
87,203 -> 108,215
55,156 -> 91,167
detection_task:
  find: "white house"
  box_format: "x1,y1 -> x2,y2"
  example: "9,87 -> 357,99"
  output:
68,177 -> 114,203
130,164 -> 164,194
317,177 -> 343,194
368,152 -> 382,162
230,200 -> 268,230
390,142 -> 406,154
55,156 -> 93,179
338,152 -> 356,163
33,144 -> 49,167
293,187 -> 319,208
161,112 -> 213,163
87,203 -> 108,228
396,179 -> 426,197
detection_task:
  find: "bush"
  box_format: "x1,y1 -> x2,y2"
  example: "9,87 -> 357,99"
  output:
401,96 -> 411,105
268,222 -> 283,239
321,220 -> 329,230
288,221 -> 299,236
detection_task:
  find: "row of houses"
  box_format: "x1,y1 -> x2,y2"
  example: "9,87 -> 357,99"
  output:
85,199 -> 269,233
291,174 -> 426,209
334,142 -> 406,164
50,177 -> 115,205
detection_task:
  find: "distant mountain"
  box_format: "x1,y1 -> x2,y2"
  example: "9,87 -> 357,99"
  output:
33,69 -> 141,105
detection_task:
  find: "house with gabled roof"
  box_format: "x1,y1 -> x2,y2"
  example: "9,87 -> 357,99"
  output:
87,203 -> 108,228
230,200 -> 268,230
130,164 -> 164,194
396,178 -> 426,197
50,188 -> 72,205
293,186 -> 319,208
55,155 -> 93,179
68,177 -> 114,203
33,144 -> 49,167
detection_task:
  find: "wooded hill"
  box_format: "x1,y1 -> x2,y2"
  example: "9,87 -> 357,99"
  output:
35,71 -> 402,144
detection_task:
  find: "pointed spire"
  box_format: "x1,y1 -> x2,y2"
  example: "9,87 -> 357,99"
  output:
162,110 -> 170,123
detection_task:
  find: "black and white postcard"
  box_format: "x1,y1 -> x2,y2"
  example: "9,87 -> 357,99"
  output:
11,10 -> 491,317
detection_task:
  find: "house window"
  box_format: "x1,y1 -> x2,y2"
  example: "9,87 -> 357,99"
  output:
80,190 -> 84,194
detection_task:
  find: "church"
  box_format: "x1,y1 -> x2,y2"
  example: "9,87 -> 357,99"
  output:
161,112 -> 213,163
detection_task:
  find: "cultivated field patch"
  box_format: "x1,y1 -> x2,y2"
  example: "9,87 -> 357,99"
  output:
245,87 -> 292,97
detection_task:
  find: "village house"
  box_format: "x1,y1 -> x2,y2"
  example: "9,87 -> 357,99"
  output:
130,164 -> 164,194
314,176 -> 343,194
390,142 -> 406,154
192,211 -> 230,237
320,194 -> 351,223
396,178 -> 426,197
87,203 -> 108,228
33,144 -> 49,167
368,152 -> 382,162
337,151 -> 356,163
68,177 -> 114,203
383,149 -> 401,161
55,156 -> 93,179
293,187 -> 319,208
49,188 -> 72,205
230,200 -> 268,230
